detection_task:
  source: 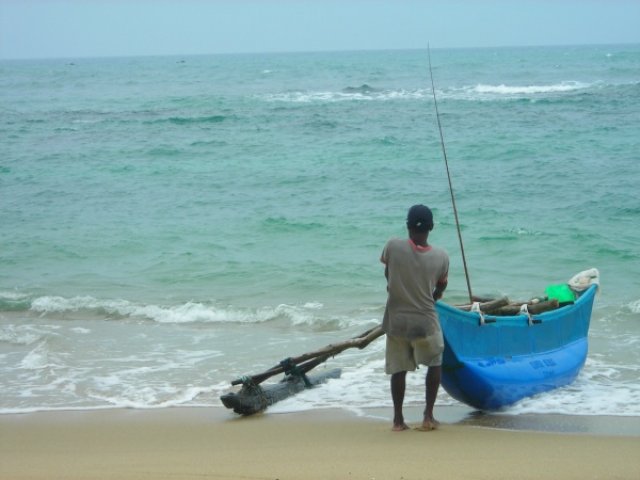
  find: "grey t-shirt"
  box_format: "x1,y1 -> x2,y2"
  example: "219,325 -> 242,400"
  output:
381,238 -> 449,340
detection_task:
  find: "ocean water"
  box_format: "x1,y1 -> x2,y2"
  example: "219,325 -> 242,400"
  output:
1,45 -> 639,417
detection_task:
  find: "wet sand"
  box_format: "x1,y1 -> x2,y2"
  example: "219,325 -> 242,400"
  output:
1,407 -> 639,480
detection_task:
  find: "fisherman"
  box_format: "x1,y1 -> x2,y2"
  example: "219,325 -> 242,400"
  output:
381,204 -> 449,431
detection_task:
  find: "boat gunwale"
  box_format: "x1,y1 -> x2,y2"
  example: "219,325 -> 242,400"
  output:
436,284 -> 598,326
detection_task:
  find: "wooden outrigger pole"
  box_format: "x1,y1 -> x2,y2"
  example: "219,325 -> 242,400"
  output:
427,44 -> 474,304
230,325 -> 383,386
220,326 -> 384,415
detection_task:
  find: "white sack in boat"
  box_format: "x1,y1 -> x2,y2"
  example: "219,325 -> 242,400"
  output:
568,268 -> 600,292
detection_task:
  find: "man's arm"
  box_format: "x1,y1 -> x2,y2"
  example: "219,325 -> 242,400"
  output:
433,254 -> 449,301
433,276 -> 448,301
380,245 -> 389,282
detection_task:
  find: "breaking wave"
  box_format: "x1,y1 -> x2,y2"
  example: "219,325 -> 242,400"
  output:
25,295 -> 349,327
472,81 -> 590,95
260,81 -> 594,103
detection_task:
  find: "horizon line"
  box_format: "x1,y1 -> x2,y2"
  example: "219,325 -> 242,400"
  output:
1,41 -> 638,62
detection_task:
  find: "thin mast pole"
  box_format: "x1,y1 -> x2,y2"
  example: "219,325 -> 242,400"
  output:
427,45 -> 474,303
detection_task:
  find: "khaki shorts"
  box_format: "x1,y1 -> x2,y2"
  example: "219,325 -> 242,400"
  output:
385,332 -> 444,374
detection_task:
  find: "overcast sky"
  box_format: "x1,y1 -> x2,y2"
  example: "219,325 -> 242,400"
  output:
1,0 -> 639,60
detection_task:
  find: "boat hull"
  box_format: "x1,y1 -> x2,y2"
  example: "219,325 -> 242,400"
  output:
437,285 -> 597,410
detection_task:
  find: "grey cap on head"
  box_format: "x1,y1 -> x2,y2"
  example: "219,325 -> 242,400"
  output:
406,204 -> 433,232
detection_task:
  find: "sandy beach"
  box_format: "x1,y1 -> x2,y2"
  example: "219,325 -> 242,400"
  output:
2,407 -> 639,480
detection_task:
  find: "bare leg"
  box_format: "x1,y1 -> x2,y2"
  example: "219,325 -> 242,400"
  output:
390,371 -> 409,431
421,365 -> 441,430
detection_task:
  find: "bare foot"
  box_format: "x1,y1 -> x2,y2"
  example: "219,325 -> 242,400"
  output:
415,419 -> 440,431
392,423 -> 410,432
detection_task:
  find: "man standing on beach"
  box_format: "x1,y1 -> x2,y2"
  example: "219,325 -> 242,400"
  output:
381,204 -> 449,431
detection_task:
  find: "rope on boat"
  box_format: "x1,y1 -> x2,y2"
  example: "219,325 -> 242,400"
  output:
238,376 -> 270,410
280,358 -> 312,388
470,302 -> 486,325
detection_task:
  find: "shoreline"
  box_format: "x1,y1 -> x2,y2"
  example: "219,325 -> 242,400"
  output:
4,404 -> 640,436
356,405 -> 640,437
2,407 -> 639,480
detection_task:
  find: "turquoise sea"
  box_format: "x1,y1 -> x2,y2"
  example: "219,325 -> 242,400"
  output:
1,45 -> 639,416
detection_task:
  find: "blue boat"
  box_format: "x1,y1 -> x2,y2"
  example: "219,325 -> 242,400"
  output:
437,284 -> 598,410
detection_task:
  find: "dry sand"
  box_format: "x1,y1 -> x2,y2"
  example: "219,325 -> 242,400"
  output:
1,407 -> 639,480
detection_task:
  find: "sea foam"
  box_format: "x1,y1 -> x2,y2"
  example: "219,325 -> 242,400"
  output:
472,81 -> 590,95
28,295 -> 356,327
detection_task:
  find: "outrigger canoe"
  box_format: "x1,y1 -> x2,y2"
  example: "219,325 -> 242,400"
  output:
221,272 -> 598,414
438,282 -> 598,411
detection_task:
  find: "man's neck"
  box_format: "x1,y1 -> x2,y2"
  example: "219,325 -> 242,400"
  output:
409,231 -> 428,247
